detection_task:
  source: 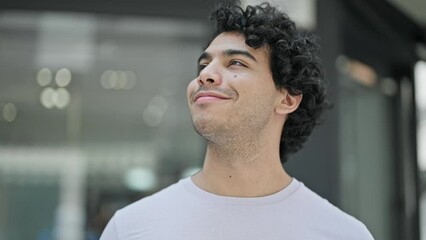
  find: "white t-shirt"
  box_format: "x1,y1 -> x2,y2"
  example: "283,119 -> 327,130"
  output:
100,178 -> 374,240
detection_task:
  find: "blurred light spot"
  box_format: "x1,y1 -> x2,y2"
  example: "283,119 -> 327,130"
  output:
181,166 -> 201,178
115,71 -> 128,89
124,71 -> 137,89
415,61 -> 426,109
336,55 -> 377,87
3,103 -> 18,122
100,70 -> 115,89
124,168 -> 156,191
37,68 -> 52,86
55,68 -> 72,87
101,70 -> 137,90
149,95 -> 168,112
55,88 -> 71,109
143,105 -> 163,127
380,78 -> 398,96
40,87 -> 56,109
415,61 -> 426,172
142,95 -> 168,127
417,121 -> 426,171
109,71 -> 119,89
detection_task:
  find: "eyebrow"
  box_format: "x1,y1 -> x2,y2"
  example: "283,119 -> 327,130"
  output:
197,52 -> 210,64
197,49 -> 258,64
224,49 -> 257,62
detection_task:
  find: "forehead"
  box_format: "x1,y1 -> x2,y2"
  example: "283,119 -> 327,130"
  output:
204,32 -> 270,61
206,32 -> 247,50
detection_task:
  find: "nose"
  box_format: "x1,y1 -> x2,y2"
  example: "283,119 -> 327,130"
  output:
197,63 -> 222,86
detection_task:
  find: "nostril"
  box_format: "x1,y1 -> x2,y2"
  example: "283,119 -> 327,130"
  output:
206,78 -> 214,83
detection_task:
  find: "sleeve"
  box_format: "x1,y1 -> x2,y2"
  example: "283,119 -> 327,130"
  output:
353,222 -> 375,240
362,224 -> 375,240
99,214 -> 120,240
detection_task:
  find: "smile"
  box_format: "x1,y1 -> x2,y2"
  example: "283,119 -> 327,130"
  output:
193,91 -> 231,104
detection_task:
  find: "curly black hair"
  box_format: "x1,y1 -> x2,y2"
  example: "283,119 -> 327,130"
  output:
209,2 -> 329,163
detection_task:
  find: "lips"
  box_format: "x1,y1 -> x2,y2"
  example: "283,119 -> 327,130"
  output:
193,91 -> 231,103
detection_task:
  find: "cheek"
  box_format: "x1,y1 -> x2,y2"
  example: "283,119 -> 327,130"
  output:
186,79 -> 198,98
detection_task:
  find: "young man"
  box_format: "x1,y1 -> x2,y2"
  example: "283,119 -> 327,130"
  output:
100,2 -> 374,240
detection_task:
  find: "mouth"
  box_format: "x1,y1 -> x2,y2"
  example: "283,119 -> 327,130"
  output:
193,91 -> 231,103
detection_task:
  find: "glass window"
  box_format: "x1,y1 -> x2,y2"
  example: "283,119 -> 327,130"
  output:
0,11 -> 206,240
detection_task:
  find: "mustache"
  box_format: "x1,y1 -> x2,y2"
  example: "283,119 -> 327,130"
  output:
191,86 -> 237,100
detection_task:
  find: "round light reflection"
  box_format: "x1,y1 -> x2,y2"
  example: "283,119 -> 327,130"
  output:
40,88 -> 71,109
3,103 -> 18,122
149,95 -> 168,112
143,105 -> 163,127
115,71 -> 128,89
40,87 -> 56,109
124,71 -> 137,89
55,88 -> 71,109
100,70 -> 137,90
55,68 -> 72,87
37,68 -> 52,87
100,70 -> 115,89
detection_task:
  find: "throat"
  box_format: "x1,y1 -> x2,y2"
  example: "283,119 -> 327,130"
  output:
205,136 -> 263,164
192,124 -> 288,197
192,168 -> 292,197
193,146 -> 291,197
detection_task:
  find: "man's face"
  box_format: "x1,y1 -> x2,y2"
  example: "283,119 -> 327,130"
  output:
187,32 -> 282,139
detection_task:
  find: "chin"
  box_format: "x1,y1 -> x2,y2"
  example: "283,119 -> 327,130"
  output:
193,124 -> 214,141
192,117 -> 222,139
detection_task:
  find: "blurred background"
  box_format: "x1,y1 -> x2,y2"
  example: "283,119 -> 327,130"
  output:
0,0 -> 425,239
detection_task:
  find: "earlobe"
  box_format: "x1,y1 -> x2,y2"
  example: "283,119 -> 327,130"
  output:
275,90 -> 303,115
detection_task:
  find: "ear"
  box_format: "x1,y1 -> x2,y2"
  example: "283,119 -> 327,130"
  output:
275,89 -> 302,115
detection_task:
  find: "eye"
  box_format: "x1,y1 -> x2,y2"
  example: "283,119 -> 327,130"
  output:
229,60 -> 246,67
197,63 -> 207,74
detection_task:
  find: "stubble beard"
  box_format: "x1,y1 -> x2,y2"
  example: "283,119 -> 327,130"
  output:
192,117 -> 270,164
192,114 -> 227,145
191,103 -> 273,156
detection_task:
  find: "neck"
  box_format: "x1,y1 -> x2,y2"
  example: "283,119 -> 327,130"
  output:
192,136 -> 292,197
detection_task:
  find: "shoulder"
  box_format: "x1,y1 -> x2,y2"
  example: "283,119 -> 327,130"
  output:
291,181 -> 374,240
